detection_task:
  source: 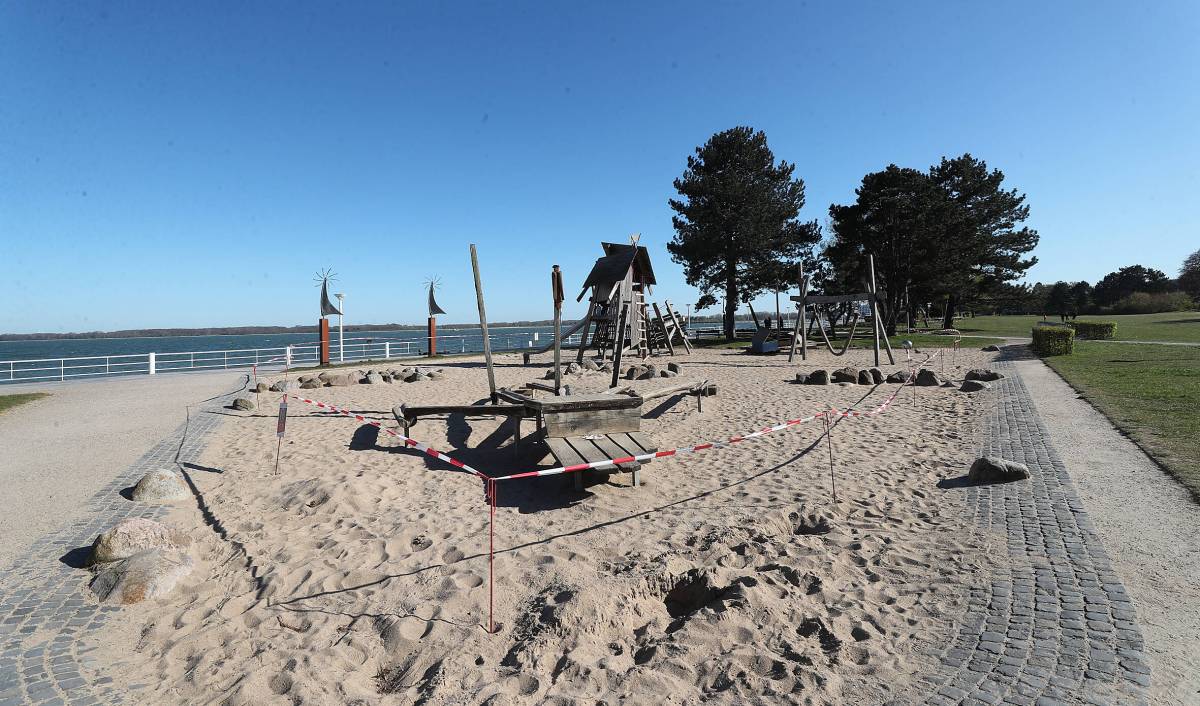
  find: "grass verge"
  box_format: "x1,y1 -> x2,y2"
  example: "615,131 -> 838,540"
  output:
0,392 -> 49,414
1043,342 -> 1200,499
694,333 -> 1006,351
957,311 -> 1200,342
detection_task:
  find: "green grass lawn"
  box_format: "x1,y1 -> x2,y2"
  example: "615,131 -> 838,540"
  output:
0,392 -> 49,414
695,333 -> 1005,351
956,311 -> 1200,342
1043,342 -> 1200,499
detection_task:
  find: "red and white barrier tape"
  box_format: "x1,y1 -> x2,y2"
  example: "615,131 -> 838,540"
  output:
287,394 -> 489,479
283,351 -> 938,483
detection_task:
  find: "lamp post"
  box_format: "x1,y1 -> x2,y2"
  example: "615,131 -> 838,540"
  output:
335,293 -> 345,362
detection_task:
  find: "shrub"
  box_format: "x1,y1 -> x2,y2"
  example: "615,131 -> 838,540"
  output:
1068,321 -> 1117,340
1031,326 -> 1074,356
1106,291 -> 1195,315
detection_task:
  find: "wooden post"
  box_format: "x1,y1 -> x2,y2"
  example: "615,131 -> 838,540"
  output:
663,301 -> 692,354
867,255 -> 895,365
551,265 -> 564,395
788,262 -> 807,362
574,295 -> 595,364
319,318 -> 331,365
609,303 -> 629,389
427,316 -> 437,357
652,302 -> 674,356
470,244 -> 498,404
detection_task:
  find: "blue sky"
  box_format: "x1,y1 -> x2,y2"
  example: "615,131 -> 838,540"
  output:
1,1 -> 1197,333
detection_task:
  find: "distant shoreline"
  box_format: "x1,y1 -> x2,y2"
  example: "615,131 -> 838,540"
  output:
0,321 -> 569,343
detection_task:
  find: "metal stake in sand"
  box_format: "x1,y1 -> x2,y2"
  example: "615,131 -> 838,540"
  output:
487,478 -> 497,634
274,394 -> 288,475
823,410 -> 838,503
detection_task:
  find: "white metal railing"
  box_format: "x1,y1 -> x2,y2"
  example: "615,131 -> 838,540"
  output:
0,331 -> 585,384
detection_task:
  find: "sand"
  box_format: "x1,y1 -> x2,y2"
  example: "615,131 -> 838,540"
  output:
1018,358 -> 1200,705
0,370 -> 249,570
88,346 -> 999,705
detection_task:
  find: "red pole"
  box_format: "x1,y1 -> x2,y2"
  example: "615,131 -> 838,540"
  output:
488,479 -> 496,634
428,316 -> 437,357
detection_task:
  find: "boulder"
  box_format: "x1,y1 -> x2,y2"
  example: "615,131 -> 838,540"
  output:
886,370 -> 912,384
660,369 -> 677,378
381,374 -> 393,383
581,358 -> 600,372
268,380 -> 291,392
543,369 -> 556,380
406,372 -> 430,383
428,369 -> 446,380
914,369 -> 941,387
131,469 -> 189,502
805,370 -> 830,385
231,397 -> 255,411
941,381 -> 956,388
831,367 -> 859,384
318,371 -> 336,383
869,368 -> 884,384
566,362 -> 581,375
364,372 -> 384,384
90,549 -> 194,604
968,456 -> 1030,484
794,373 -> 809,384
297,375 -> 317,384
327,374 -> 354,387
637,365 -> 658,380
667,362 -> 682,374
254,382 -> 268,393
300,380 -> 322,390
857,370 -> 873,385
982,345 -> 1001,352
625,365 -> 645,380
89,518 -> 191,565
965,369 -> 1004,382
960,380 -> 991,393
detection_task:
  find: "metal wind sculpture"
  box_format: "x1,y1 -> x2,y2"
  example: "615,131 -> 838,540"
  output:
425,276 -> 446,356
316,268 -> 342,317
315,268 -> 340,365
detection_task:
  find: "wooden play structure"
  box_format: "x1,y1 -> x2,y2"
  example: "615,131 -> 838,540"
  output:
522,238 -> 690,368
787,255 -> 895,367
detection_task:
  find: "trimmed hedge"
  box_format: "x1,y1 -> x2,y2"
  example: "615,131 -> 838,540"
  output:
1068,321 -> 1117,340
1031,326 -> 1074,356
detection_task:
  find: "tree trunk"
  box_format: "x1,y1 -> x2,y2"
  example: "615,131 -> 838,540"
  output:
723,271 -> 737,341
942,294 -> 956,329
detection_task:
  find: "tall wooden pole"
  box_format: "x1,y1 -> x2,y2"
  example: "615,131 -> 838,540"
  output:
551,265 -> 564,395
868,254 -> 895,365
609,303 -> 629,389
788,262 -> 807,362
470,244 -> 498,404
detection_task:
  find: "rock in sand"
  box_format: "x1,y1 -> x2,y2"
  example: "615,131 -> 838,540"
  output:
914,369 -> 941,386
131,469 -> 190,502
90,549 -> 194,604
857,370 -> 873,385
886,370 -> 911,383
89,518 -> 191,565
831,367 -> 859,383
960,379 -> 991,393
965,369 -> 1004,382
231,397 -> 255,411
968,456 -> 1030,483
806,370 -> 830,385
268,380 -> 291,392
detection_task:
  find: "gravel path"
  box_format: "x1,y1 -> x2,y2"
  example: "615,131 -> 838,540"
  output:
1017,357 -> 1200,705
0,372 -> 249,570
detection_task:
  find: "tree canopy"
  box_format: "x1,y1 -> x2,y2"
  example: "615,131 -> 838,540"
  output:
826,154 -> 1038,333
1179,249 -> 1200,302
1092,265 -> 1172,306
668,126 -> 821,339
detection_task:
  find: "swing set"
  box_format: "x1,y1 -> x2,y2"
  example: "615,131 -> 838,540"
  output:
787,254 -> 895,367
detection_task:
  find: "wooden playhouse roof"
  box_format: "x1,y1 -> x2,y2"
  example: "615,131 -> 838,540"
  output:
580,242 -> 657,292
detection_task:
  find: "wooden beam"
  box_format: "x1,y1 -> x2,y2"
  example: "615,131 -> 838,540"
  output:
652,302 -> 675,356
470,244 -> 497,404
868,254 -> 896,365
551,264 -> 564,395
609,303 -> 629,388
788,261 -> 806,362
663,301 -> 692,353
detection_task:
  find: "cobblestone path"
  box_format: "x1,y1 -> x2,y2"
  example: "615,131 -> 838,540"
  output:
0,404 -> 227,706
922,361 -> 1151,706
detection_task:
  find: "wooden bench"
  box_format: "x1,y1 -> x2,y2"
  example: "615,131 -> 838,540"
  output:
545,431 -> 657,489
